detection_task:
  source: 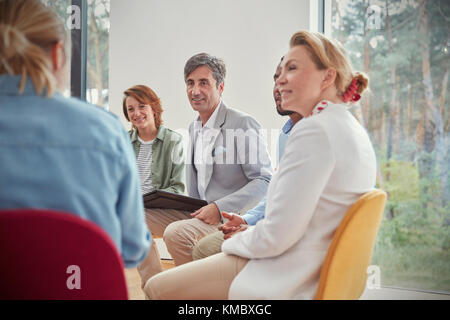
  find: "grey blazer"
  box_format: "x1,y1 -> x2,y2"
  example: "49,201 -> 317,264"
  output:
186,101 -> 273,215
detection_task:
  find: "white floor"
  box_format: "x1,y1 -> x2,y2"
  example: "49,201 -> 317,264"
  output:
155,238 -> 172,260
360,287 -> 450,300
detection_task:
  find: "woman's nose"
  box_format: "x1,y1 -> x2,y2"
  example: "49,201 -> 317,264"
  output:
276,72 -> 286,86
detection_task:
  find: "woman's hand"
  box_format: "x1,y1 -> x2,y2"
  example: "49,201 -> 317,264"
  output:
219,212 -> 248,239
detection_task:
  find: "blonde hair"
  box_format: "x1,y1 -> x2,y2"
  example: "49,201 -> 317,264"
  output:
0,0 -> 67,97
289,30 -> 369,101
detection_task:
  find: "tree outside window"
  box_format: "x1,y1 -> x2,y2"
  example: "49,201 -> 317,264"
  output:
330,0 -> 449,292
41,0 -> 72,98
86,0 -> 109,109
42,0 -> 110,107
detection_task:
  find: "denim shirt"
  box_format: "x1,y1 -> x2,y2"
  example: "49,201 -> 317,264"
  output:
0,75 -> 150,268
241,118 -> 295,225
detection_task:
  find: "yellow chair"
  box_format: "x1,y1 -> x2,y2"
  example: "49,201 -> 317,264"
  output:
314,189 -> 387,300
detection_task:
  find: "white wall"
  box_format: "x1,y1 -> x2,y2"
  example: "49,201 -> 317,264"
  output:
110,0 -> 313,158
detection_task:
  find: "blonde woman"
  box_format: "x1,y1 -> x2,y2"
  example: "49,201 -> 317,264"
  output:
144,30 -> 377,299
0,0 -> 150,268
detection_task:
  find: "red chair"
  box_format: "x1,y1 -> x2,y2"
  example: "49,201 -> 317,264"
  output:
0,209 -> 128,300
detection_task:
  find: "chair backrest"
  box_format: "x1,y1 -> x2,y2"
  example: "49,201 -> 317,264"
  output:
314,189 -> 387,300
0,209 -> 128,300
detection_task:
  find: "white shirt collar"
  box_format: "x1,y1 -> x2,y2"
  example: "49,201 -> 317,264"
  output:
194,100 -> 222,130
138,136 -> 154,144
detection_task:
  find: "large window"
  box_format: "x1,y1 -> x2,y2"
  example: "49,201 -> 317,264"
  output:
86,0 -> 110,109
43,0 -> 110,109
328,0 -> 449,293
42,0 -> 72,97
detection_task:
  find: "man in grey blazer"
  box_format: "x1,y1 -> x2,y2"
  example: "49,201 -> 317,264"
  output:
163,53 -> 273,266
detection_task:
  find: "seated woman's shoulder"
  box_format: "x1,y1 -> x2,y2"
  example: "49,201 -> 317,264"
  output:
51,95 -> 126,140
53,94 -> 115,117
57,95 -> 120,124
161,126 -> 183,141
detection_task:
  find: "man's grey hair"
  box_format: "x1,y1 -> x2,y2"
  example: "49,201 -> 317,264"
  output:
184,53 -> 226,88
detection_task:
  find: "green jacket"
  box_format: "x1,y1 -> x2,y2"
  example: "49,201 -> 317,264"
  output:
129,126 -> 186,194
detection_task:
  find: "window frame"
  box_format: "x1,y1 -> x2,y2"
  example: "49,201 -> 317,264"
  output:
318,0 -> 325,33
70,0 -> 87,100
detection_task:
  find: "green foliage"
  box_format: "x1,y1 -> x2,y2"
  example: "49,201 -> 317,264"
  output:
331,0 -> 450,292
378,200 -> 447,247
372,162 -> 450,291
381,160 -> 420,202
371,242 -> 450,291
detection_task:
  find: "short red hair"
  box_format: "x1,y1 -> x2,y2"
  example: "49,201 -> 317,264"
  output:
122,85 -> 164,129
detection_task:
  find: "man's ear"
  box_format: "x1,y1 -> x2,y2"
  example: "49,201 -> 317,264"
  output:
321,68 -> 337,91
51,41 -> 64,71
218,81 -> 225,95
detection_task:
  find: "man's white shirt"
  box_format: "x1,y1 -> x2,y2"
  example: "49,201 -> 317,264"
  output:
193,102 -> 222,200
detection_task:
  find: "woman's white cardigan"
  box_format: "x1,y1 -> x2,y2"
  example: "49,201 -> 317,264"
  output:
222,102 -> 377,300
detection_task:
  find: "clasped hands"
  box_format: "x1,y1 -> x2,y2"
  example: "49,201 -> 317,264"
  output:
218,212 -> 248,239
191,204 -> 248,239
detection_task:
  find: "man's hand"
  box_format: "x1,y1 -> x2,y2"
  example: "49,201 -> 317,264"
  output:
218,212 -> 248,239
191,203 -> 221,225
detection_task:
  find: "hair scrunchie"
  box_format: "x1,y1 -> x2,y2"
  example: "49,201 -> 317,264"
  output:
342,78 -> 361,103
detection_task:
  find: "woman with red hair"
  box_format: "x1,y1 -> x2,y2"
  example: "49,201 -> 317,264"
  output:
122,85 -> 186,287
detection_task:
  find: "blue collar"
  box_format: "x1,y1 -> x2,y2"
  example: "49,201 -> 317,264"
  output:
0,75 -> 44,96
282,118 -> 294,135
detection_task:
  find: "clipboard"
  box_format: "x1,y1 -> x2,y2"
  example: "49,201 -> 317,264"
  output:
143,190 -> 208,211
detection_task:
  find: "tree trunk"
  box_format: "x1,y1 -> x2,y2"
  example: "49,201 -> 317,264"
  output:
385,0 -> 397,165
439,67 -> 448,129
418,0 -> 446,206
384,0 -> 398,221
438,66 -> 449,207
394,79 -> 402,155
380,91 -> 387,148
362,38 -> 371,129
333,0 -> 346,45
360,0 -> 371,129
407,82 -> 415,161
88,4 -> 104,106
